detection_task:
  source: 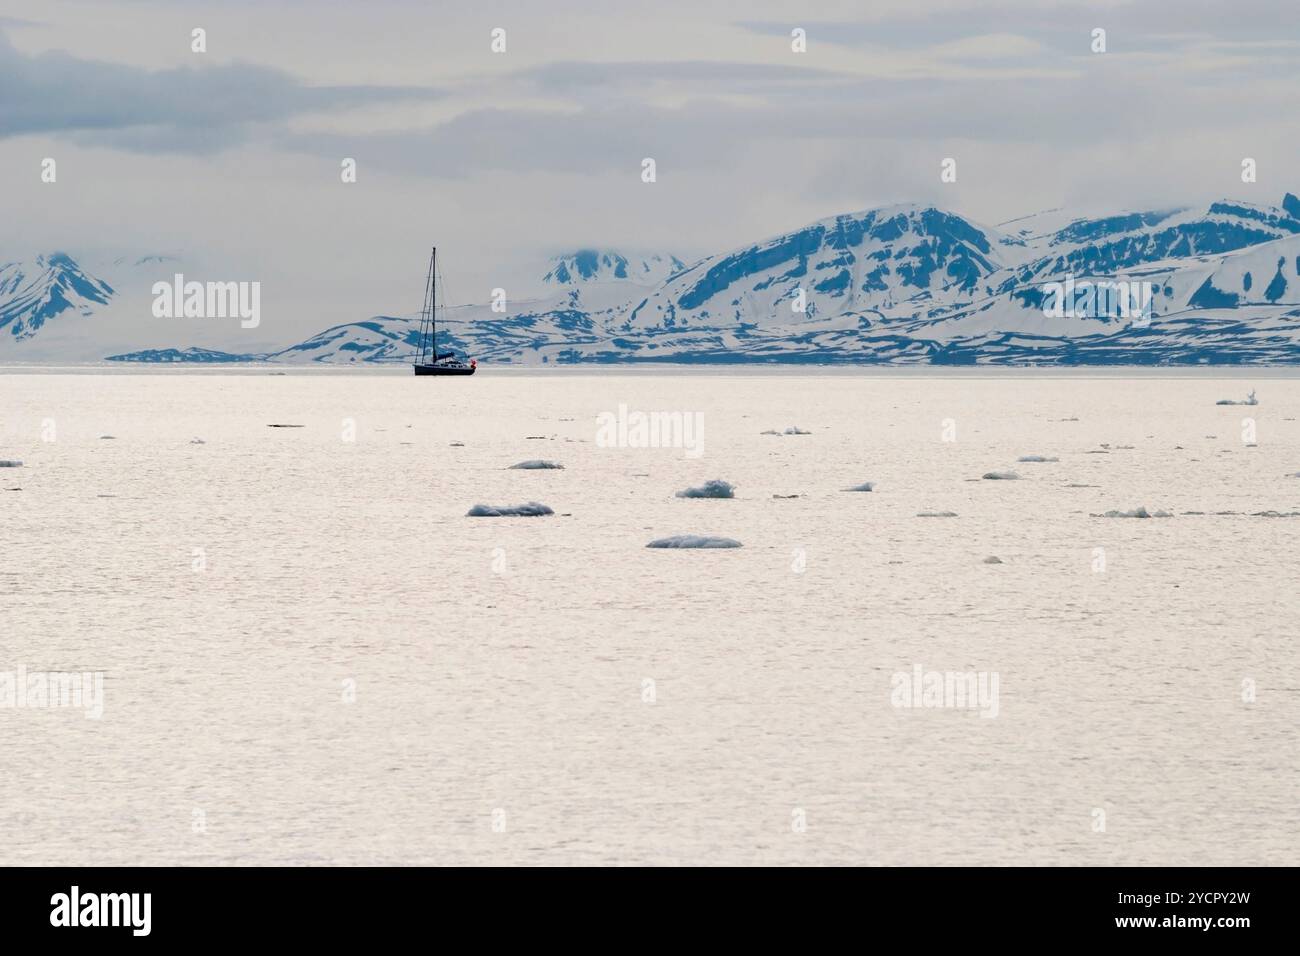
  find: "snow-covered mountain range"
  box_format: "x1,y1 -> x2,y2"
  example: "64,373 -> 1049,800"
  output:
8,195 -> 1300,365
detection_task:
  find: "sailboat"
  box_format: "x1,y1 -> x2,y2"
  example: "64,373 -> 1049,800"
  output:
413,246 -> 476,376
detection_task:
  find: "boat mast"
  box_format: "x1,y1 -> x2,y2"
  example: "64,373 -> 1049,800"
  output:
431,245 -> 438,361
418,245 -> 436,364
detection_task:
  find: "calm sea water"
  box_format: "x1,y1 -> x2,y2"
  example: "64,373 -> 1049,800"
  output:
2,369 -> 1298,865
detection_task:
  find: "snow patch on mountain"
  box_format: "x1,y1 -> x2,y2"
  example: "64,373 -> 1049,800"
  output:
543,250 -> 686,287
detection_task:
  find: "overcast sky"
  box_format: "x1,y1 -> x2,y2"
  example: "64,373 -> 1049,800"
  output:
2,0 -> 1298,343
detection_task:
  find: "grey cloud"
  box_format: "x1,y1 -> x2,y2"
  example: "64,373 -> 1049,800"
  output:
514,59 -> 845,99
739,0 -> 1300,52
281,103 -> 754,178
277,51 -> 1295,184
0,29 -> 437,149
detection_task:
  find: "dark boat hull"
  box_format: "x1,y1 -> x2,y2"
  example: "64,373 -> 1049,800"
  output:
414,363 -> 476,376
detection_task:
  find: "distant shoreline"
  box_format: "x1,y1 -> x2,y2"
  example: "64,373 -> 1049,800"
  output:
3,364 -> 1299,379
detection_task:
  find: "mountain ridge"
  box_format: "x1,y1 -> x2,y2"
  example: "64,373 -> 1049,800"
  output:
11,194 -> 1300,366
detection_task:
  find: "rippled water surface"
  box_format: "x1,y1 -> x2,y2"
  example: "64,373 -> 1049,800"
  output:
2,370 -> 1298,864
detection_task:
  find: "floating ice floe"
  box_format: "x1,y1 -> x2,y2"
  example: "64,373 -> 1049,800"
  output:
760,429 -> 782,435
772,494 -> 801,499
1094,507 -> 1173,518
509,460 -> 563,470
0,460 -> 22,468
982,471 -> 1020,480
1251,510 -> 1300,518
982,556 -> 1004,564
189,438 -> 205,445
466,502 -> 554,517
99,435 -> 116,440
843,481 -> 875,492
646,534 -> 742,549
450,441 -> 465,447
1216,389 -> 1258,406
917,511 -> 958,517
1017,455 -> 1058,463
266,424 -> 303,428
783,426 -> 811,435
675,479 -> 735,499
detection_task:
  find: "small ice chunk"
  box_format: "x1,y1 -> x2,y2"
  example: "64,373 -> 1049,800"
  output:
760,429 -> 782,435
982,471 -> 1020,480
189,438 -> 206,445
99,435 -> 116,440
0,460 -> 22,468
982,556 -> 1003,564
1216,389 -> 1258,406
1016,455 -> 1058,463
646,534 -> 742,549
509,460 -> 563,470
1095,507 -> 1173,518
675,479 -> 735,499
843,481 -> 875,492
783,426 -> 811,435
467,502 -> 554,517
917,511 -> 958,517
